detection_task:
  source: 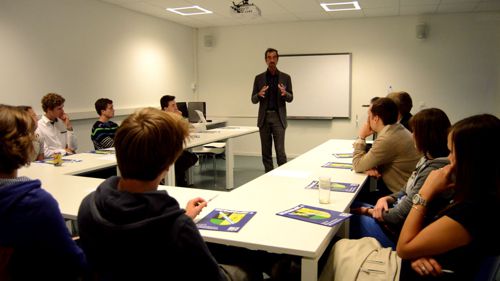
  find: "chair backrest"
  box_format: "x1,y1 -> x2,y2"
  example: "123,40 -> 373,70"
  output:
195,110 -> 207,123
475,255 -> 500,281
176,102 -> 189,118
187,102 -> 206,123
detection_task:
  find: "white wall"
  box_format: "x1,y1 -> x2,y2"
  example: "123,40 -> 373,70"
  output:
0,0 -> 196,152
1,3 -> 499,156
198,13 -> 500,157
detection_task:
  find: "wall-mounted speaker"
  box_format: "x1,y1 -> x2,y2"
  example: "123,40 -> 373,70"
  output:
203,35 -> 215,47
416,23 -> 428,39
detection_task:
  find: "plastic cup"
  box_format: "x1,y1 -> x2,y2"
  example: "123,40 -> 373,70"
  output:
53,153 -> 63,166
318,176 -> 331,204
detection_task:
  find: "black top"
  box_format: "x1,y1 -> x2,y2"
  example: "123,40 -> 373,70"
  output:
400,200 -> 499,280
266,69 -> 279,111
77,176 -> 227,281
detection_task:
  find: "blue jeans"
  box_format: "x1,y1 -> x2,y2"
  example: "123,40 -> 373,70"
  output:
349,201 -> 396,250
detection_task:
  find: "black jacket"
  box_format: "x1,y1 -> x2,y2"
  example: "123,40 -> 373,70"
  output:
251,69 -> 293,129
77,176 -> 227,281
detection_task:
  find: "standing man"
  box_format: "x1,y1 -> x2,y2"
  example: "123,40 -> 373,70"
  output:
160,95 -> 199,186
251,48 -> 293,173
91,98 -> 119,150
36,93 -> 77,158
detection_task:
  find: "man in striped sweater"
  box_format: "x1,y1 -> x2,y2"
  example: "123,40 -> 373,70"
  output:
91,98 -> 119,150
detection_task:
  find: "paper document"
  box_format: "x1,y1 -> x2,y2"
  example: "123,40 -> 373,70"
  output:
305,180 -> 359,193
197,208 -> 256,232
332,152 -> 353,158
277,204 -> 352,227
322,162 -> 353,170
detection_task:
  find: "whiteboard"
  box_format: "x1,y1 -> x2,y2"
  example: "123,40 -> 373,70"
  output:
279,53 -> 351,119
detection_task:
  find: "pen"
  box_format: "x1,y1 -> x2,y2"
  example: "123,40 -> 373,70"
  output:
218,212 -> 235,224
207,194 -> 219,203
441,269 -> 454,274
195,194 -> 219,206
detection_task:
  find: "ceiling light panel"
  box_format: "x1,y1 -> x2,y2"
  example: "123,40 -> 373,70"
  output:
321,1 -> 361,12
166,5 -> 213,16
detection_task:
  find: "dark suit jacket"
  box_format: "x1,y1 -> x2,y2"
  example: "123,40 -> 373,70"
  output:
251,69 -> 293,128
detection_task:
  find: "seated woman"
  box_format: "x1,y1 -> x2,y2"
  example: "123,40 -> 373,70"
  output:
0,104 -> 86,280
350,108 -> 451,249
321,114 -> 500,280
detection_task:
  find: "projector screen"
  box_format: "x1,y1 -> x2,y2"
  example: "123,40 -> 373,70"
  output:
279,53 -> 351,119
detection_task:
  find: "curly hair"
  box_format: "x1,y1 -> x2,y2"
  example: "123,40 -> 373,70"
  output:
41,93 -> 65,112
0,104 -> 35,173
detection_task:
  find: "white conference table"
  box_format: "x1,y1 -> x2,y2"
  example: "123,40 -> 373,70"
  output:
19,138 -> 366,281
176,126 -> 259,189
196,139 -> 367,281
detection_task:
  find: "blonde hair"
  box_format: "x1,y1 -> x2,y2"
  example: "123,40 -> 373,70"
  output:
0,104 -> 35,173
115,107 -> 189,181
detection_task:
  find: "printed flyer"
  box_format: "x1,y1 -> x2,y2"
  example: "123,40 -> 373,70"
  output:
305,180 -> 359,193
197,208 -> 256,232
277,204 -> 352,227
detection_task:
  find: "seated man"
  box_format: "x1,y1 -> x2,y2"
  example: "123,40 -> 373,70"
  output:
353,98 -> 420,200
36,93 -> 77,158
91,98 -> 119,150
160,95 -> 198,186
387,91 -> 413,132
77,108 -> 251,280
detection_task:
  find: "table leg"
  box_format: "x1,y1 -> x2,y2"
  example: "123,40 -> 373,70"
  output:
166,164 -> 175,186
225,138 -> 234,190
301,256 -> 319,281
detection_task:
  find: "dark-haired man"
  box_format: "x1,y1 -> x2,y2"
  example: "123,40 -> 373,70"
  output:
387,91 -> 413,131
251,48 -> 293,173
91,98 -> 119,150
353,98 -> 420,197
160,95 -> 198,186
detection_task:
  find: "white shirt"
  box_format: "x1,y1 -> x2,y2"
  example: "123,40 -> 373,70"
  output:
36,115 -> 78,158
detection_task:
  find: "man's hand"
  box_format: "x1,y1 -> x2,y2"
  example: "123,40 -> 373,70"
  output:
278,83 -> 287,96
258,85 -> 269,97
185,197 -> 207,219
60,113 -> 73,131
358,121 -> 373,140
365,168 -> 381,178
65,147 -> 76,155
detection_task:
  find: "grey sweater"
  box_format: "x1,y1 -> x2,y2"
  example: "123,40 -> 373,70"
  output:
382,157 -> 450,225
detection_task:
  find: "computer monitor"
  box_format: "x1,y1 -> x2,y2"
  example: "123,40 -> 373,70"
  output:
176,102 -> 189,118
188,102 -> 206,123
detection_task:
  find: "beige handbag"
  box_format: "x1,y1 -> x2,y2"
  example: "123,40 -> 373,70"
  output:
319,237 -> 401,281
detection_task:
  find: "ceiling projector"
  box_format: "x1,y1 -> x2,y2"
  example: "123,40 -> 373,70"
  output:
230,0 -> 261,17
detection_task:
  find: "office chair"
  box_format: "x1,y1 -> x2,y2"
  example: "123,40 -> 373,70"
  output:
191,110 -> 226,186
192,142 -> 225,186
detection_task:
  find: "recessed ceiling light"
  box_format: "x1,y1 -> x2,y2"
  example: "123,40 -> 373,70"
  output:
166,5 -> 213,16
320,1 -> 361,12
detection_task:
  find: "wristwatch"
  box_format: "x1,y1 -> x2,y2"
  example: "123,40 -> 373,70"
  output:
412,193 -> 427,207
